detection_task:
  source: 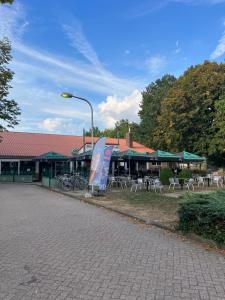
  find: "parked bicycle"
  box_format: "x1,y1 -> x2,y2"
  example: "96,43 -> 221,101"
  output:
55,174 -> 88,191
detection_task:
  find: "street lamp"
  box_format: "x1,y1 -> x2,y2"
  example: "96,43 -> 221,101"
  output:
60,92 -> 94,150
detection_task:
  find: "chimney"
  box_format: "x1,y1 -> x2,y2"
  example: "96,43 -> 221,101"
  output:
126,128 -> 133,148
116,128 -> 119,145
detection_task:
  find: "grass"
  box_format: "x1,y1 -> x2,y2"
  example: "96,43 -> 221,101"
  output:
88,188 -> 179,229
80,185 -> 224,230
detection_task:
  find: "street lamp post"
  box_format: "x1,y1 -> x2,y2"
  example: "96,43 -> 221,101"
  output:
61,92 -> 94,150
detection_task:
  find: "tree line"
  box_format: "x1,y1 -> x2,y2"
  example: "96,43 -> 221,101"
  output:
87,62 -> 225,166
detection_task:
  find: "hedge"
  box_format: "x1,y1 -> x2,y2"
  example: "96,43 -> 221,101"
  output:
179,168 -> 192,178
160,168 -> 173,185
178,190 -> 225,246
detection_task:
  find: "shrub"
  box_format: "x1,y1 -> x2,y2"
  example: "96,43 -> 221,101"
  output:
178,190 -> 225,246
179,168 -> 192,178
192,169 -> 207,176
160,168 -> 173,185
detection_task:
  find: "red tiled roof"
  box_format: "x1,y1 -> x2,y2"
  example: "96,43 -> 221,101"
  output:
0,131 -> 154,158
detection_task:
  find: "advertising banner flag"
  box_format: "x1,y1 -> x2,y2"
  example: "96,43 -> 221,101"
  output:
89,137 -> 106,187
99,145 -> 114,190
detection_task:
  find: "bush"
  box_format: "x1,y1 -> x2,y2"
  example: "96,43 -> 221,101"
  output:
192,169 -> 207,176
178,190 -> 225,246
160,168 -> 173,185
179,168 -> 192,178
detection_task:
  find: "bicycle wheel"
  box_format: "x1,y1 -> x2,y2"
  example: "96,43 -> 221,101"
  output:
62,180 -> 73,191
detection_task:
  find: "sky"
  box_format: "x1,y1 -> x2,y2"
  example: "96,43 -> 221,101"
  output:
0,0 -> 225,135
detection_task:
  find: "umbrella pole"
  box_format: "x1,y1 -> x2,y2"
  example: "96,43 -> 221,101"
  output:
129,157 -> 131,178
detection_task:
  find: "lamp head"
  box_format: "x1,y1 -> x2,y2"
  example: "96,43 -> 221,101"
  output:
60,92 -> 74,99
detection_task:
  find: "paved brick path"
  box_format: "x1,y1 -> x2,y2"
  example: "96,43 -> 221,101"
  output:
0,184 -> 225,300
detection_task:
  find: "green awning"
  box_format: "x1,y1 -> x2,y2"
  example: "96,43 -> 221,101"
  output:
176,151 -> 206,162
117,149 -> 151,160
120,149 -> 148,156
73,149 -> 151,161
149,150 -> 181,160
34,152 -> 69,161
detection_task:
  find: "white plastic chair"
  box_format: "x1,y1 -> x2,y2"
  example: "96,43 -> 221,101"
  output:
137,178 -> 144,189
152,179 -> 163,193
184,178 -> 195,191
130,180 -> 138,192
108,176 -> 117,188
197,176 -> 205,187
212,176 -> 223,188
169,178 -> 180,189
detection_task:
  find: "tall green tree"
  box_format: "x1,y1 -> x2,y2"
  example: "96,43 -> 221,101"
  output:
209,94 -> 225,166
0,0 -> 14,3
138,74 -> 176,147
0,38 -> 20,130
153,61 -> 225,164
86,119 -> 140,140
111,119 -> 140,140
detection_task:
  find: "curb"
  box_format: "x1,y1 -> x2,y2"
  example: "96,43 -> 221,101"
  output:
38,184 -> 176,233
37,184 -> 225,253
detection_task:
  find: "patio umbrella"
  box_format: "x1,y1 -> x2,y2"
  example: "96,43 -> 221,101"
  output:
176,151 -> 206,162
149,150 -> 181,161
34,151 -> 69,161
119,149 -> 151,159
118,149 -> 151,176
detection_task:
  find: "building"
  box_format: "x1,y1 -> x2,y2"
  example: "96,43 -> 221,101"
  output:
0,131 -> 205,183
0,131 -> 155,182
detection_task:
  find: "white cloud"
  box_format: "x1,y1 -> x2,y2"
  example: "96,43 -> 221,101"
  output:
42,107 -> 90,120
210,22 -> 225,59
63,21 -> 102,68
98,90 -> 142,127
175,40 -> 181,54
0,2 -> 28,41
2,2 -> 143,96
0,1 -> 146,134
129,0 -> 225,18
39,118 -> 63,132
38,117 -> 87,134
2,3 -> 144,100
145,55 -> 167,74
62,21 -> 142,94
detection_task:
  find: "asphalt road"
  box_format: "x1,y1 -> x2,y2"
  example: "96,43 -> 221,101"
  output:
0,184 -> 225,300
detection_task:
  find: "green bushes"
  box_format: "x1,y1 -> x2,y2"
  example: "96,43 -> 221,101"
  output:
178,190 -> 225,246
160,168 -> 173,185
179,168 -> 192,178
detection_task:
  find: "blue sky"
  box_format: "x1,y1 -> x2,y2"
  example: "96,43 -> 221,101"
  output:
1,0 -> 225,134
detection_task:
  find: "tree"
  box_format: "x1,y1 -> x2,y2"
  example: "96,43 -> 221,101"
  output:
85,119 -> 140,140
85,126 -> 103,137
0,0 -> 14,3
0,38 -> 20,130
138,74 -> 177,148
209,94 -> 225,166
153,61 -> 225,164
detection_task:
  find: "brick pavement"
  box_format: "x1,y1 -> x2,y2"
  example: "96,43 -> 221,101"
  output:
0,183 -> 225,300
